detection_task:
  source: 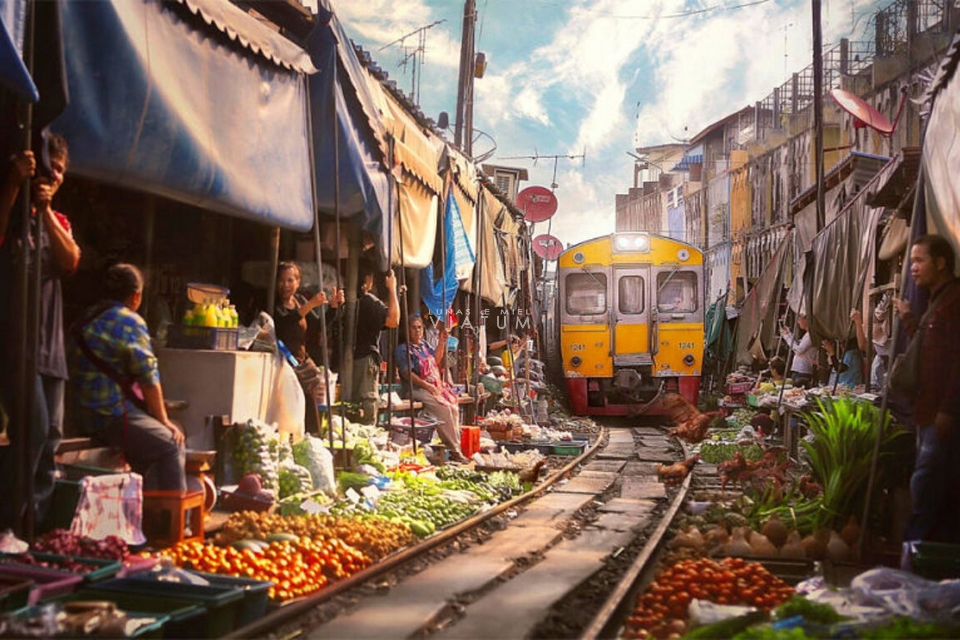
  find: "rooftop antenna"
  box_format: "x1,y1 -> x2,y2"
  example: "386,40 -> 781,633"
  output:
379,19 -> 445,106
498,149 -> 586,191
782,22 -> 795,78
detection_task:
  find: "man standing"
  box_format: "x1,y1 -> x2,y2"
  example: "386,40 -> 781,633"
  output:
896,234 -> 960,545
351,264 -> 399,425
0,134 -> 80,531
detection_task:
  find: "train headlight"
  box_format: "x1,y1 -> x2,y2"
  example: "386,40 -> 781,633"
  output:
677,249 -> 690,261
613,233 -> 650,253
571,356 -> 582,367
683,354 -> 696,366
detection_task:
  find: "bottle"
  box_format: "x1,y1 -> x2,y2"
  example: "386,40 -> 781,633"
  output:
228,305 -> 239,328
202,303 -> 218,328
183,309 -> 194,326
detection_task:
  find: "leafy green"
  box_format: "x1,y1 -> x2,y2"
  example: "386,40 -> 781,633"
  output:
774,596 -> 846,624
800,397 -> 908,530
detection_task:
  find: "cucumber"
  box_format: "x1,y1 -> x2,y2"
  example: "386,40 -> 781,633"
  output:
232,539 -> 264,553
266,532 -> 299,543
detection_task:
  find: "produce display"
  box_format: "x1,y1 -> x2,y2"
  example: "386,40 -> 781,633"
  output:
157,536 -> 369,601
623,557 -> 795,639
233,420 -> 284,491
212,511 -> 416,561
31,529 -> 129,561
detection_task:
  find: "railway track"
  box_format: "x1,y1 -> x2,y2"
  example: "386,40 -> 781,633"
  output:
230,419 -> 694,639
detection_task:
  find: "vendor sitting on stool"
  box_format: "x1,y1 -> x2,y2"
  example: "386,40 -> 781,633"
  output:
71,263 -> 186,491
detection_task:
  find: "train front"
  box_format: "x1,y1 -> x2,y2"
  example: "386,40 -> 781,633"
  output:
556,233 -> 704,416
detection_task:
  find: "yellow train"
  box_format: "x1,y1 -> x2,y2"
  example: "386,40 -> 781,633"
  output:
554,232 -> 704,416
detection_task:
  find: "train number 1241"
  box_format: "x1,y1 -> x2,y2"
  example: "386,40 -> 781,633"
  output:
678,342 -> 696,349
570,344 -> 586,352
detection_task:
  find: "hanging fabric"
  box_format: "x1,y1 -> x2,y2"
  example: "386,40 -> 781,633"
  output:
421,195 -> 462,317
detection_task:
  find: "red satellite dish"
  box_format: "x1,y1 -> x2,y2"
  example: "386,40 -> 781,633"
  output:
517,186 -> 558,223
532,234 -> 563,260
829,88 -> 895,136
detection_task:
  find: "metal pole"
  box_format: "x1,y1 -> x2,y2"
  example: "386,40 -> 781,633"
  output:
303,55 -> 334,452
812,0 -> 825,233
12,0 -> 37,540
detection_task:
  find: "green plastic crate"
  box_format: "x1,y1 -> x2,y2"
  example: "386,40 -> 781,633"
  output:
61,588 -> 203,639
0,575 -> 33,612
87,577 -> 244,638
3,604 -> 169,638
910,541 -> 960,580
552,441 -> 586,456
133,570 -> 273,628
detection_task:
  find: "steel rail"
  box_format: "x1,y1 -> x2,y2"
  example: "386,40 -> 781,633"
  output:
228,428 -> 607,638
582,441 -> 693,640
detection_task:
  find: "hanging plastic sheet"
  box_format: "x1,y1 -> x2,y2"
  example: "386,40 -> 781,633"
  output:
734,232 -> 793,366
51,0 -> 315,230
306,2 -> 391,254
421,195 -> 472,316
922,30 -> 960,263
461,186 -> 508,306
0,0 -> 37,102
806,157 -> 898,340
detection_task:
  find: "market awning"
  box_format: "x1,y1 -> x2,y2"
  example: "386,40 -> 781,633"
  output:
306,2 -> 392,259
0,0 -> 36,102
50,0 -> 315,231
461,185 -> 509,306
363,70 -> 443,269
733,231 -> 792,366
802,155 -> 899,340
922,30 -> 960,259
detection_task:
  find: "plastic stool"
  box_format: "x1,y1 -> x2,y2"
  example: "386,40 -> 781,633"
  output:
142,490 -> 205,547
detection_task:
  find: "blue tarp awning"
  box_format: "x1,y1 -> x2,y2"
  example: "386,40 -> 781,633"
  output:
0,0 -> 37,102
50,0 -> 316,231
307,1 -> 391,258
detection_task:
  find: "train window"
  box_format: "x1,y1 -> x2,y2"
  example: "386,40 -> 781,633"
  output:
618,275 -> 644,314
565,273 -> 607,315
657,271 -> 698,313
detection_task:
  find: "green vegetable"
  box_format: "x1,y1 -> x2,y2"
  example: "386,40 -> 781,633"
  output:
685,611 -> 769,639
859,617 -> 956,639
774,596 -> 846,625
337,471 -> 373,493
732,625 -> 810,639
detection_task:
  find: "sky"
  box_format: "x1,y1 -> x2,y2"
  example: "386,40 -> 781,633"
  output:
326,0 -> 888,249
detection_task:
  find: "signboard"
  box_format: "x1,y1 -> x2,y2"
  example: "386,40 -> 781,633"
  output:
517,186 -> 558,222
533,234 -> 563,260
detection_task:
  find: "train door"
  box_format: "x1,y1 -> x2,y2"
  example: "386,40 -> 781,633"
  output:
612,267 -> 652,367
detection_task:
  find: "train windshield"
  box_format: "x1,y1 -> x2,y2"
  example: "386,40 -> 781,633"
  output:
565,272 -> 607,315
657,270 -> 698,313
618,275 -> 644,313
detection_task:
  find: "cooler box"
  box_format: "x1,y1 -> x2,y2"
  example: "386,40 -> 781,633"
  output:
460,426 -> 480,457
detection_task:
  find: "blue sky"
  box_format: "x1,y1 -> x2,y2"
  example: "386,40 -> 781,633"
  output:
330,0 -> 887,248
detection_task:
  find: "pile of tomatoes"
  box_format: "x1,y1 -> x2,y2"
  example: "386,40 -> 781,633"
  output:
157,537 -> 371,602
624,557 -> 795,639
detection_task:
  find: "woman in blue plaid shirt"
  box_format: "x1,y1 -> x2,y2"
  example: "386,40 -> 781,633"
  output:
72,263 -> 185,491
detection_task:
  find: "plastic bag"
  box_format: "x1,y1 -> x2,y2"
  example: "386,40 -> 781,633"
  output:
850,567 -> 960,625
291,435 -> 337,497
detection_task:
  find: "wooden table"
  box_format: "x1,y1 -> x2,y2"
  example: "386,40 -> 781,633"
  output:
377,399 -> 424,425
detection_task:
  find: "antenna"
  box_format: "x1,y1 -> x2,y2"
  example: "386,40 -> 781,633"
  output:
497,150 -> 586,191
781,22 -> 795,78
379,20 -> 446,106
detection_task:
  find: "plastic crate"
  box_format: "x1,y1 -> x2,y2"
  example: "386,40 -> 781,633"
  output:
0,575 -> 33,612
133,571 -> 272,628
552,441 -> 587,456
389,417 -> 437,446
62,587 -> 204,639
460,426 -> 481,457
86,577 -> 244,638
727,381 -> 754,395
910,541 -> 960,580
0,565 -> 83,605
167,325 -> 239,351
0,551 -> 121,584
2,604 -> 169,638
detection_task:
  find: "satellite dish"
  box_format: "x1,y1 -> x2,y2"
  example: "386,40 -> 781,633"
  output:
532,234 -> 563,260
517,186 -> 558,222
829,88 -> 895,136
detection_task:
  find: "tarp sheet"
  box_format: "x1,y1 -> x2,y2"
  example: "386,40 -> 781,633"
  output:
923,29 -> 960,262
734,231 -> 792,366
306,5 -> 391,255
805,161 -> 892,341
0,0 -> 36,102
461,185 -> 508,306
50,0 -> 314,230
